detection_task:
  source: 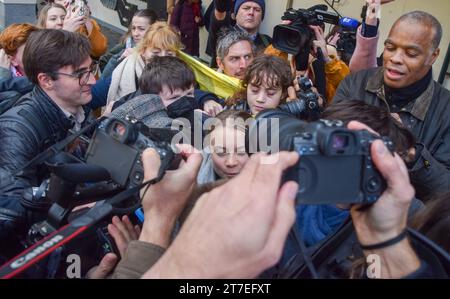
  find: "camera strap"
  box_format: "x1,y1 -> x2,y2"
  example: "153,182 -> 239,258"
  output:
0,177 -> 158,279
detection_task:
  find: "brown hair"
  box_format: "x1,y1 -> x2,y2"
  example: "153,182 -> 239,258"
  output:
206,109 -> 252,136
0,23 -> 39,56
227,55 -> 293,107
120,9 -> 159,44
23,29 -> 91,85
410,191 -> 450,252
322,100 -> 416,155
37,3 -> 66,28
139,55 -> 195,95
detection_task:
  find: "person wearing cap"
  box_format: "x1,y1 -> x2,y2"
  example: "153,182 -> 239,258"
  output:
205,0 -> 271,68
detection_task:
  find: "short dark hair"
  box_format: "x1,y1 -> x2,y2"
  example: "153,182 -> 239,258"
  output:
396,11 -> 443,50
139,56 -> 195,94
23,29 -> 91,85
322,100 -> 416,154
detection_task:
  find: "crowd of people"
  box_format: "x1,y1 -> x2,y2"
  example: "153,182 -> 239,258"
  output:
0,0 -> 449,279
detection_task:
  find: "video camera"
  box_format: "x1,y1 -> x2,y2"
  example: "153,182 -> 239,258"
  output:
250,110 -> 395,205
273,6 -> 339,56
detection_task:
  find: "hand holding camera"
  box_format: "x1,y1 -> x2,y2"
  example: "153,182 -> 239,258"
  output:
139,144 -> 203,248
348,121 -> 420,278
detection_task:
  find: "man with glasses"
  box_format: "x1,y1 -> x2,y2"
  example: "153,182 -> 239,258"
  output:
0,30 -> 95,249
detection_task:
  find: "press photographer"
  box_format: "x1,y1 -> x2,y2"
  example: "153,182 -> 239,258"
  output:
272,4 -> 353,104
0,30 -> 96,258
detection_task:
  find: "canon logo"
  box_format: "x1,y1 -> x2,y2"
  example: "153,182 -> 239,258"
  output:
10,235 -> 64,269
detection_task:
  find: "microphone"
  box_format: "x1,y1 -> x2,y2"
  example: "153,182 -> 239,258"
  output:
339,17 -> 360,30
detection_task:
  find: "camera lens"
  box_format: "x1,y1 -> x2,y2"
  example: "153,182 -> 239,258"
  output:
286,30 -> 302,49
366,176 -> 381,193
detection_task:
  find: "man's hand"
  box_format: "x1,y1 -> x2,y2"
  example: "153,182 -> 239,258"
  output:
85,253 -> 118,279
309,25 -> 329,62
347,121 -> 420,278
107,215 -> 141,258
203,100 -> 223,117
139,145 -> 203,247
327,33 -> 341,47
143,152 -> 299,279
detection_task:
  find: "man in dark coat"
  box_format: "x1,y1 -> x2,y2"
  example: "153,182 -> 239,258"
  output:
0,30 -> 95,247
333,11 -> 450,201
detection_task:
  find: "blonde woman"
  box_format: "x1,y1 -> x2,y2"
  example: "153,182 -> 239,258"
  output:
106,21 -> 184,105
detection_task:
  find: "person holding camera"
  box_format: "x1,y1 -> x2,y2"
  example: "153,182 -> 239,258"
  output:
98,144 -> 203,279
0,30 -> 96,255
139,122 -> 447,279
49,0 -> 108,60
349,0 -> 395,73
334,11 -> 450,201
206,0 -> 271,68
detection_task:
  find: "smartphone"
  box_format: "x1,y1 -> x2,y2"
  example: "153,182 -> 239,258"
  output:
71,0 -> 88,17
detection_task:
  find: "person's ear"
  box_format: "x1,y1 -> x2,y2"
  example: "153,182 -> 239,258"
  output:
37,73 -> 54,90
429,47 -> 440,66
217,57 -> 224,71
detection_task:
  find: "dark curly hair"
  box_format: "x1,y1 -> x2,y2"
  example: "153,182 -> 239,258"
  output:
226,55 -> 293,106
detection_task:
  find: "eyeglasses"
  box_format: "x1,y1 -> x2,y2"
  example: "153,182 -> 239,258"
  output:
50,61 -> 99,86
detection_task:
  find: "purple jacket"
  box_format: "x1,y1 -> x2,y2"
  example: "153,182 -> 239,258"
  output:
170,1 -> 204,57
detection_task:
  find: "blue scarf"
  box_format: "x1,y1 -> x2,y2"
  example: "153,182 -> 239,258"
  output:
296,205 -> 350,247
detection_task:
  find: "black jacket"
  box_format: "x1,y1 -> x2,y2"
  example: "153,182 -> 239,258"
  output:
273,218 -> 450,279
0,67 -> 34,114
0,86 -> 87,240
333,67 -> 450,200
205,0 -> 271,68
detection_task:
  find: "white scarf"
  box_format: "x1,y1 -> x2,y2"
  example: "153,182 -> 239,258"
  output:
107,53 -> 145,105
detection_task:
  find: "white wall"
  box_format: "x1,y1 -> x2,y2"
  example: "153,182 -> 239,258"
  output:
89,0 -> 147,32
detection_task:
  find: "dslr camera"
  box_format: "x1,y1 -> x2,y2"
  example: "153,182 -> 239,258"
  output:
86,116 -> 180,189
250,110 -> 395,205
273,5 -> 339,56
278,76 -> 320,120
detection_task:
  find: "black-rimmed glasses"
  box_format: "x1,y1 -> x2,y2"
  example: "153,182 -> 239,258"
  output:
50,61 -> 99,86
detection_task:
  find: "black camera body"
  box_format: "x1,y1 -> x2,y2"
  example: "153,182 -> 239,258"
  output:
252,110 -> 394,205
86,116 -> 180,189
278,77 -> 320,120
273,8 -> 339,55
